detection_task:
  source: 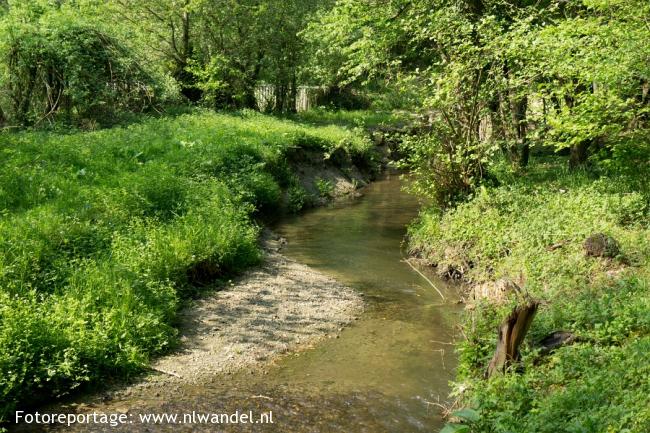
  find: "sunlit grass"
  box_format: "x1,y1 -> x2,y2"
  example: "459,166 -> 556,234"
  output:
409,156 -> 650,432
0,110 -> 375,419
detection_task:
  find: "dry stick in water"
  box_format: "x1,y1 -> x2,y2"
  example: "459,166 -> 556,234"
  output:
404,259 -> 446,301
430,340 -> 455,346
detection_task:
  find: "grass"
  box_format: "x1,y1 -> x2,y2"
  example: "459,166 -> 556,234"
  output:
292,108 -> 408,129
408,157 -> 650,433
0,109 -> 377,420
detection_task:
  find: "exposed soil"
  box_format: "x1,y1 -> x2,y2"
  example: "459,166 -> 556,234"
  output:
287,147 -> 374,205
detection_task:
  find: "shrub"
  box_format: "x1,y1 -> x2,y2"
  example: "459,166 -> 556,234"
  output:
0,14 -> 160,126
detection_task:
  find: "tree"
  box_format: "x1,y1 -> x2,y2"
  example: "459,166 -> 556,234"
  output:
0,1 -> 162,125
305,0 -> 650,194
496,0 -> 650,169
112,0 -> 197,100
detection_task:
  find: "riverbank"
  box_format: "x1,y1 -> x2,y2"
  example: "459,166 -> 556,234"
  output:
0,109 -> 385,422
408,157 -> 650,432
22,173 -> 459,433
76,233 -> 364,404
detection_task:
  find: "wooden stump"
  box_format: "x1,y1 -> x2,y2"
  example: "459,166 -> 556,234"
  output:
485,300 -> 539,378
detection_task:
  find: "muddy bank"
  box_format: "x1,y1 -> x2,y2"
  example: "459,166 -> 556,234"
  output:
287,147 -> 376,206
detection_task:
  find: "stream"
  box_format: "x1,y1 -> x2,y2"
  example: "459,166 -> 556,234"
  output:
17,173 -> 461,433
267,173 -> 462,432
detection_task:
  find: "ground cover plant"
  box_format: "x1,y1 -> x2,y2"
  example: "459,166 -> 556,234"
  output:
2,0 -> 649,431
409,157 -> 650,432
0,109 -> 375,420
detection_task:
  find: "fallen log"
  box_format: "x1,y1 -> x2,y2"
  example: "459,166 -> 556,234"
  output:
537,330 -> 576,356
485,300 -> 540,378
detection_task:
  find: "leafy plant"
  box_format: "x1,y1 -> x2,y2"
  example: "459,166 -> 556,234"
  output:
315,178 -> 334,198
0,8 -> 161,126
441,408 -> 480,433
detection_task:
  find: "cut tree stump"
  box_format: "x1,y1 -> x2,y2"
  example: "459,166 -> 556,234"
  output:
485,300 -> 539,378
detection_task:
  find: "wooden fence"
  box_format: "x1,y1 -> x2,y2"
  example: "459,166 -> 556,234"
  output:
255,84 -> 329,112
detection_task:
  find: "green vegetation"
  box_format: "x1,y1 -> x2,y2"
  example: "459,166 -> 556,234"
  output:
308,0 -> 650,202
315,178 -> 334,199
307,1 -> 650,429
1,0 -> 649,430
409,158 -> 650,432
0,0 -> 342,126
0,110 -> 374,420
293,109 -> 406,129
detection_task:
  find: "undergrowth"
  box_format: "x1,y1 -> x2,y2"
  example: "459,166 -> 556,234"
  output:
409,157 -> 650,432
0,109 -> 376,420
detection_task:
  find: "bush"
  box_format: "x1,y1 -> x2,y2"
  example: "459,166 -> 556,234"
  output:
401,129 -> 499,208
0,13 -> 160,126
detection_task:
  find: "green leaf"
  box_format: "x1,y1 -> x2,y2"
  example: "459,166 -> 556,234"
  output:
451,408 -> 480,422
440,423 -> 470,433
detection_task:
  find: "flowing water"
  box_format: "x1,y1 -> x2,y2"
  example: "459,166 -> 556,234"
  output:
17,173 -> 461,433
266,173 -> 461,432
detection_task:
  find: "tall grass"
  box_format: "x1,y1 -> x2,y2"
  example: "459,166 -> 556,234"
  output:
0,109 -> 375,419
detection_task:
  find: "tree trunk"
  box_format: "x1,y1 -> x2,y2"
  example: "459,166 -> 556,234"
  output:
569,140 -> 591,169
563,83 -> 593,169
510,96 -> 529,168
181,11 -> 190,61
16,66 -> 37,125
275,82 -> 288,114
520,140 -> 530,167
486,300 -> 539,378
501,60 -> 529,168
172,9 -> 203,102
240,51 -> 264,110
242,83 -> 258,110
289,72 -> 298,113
